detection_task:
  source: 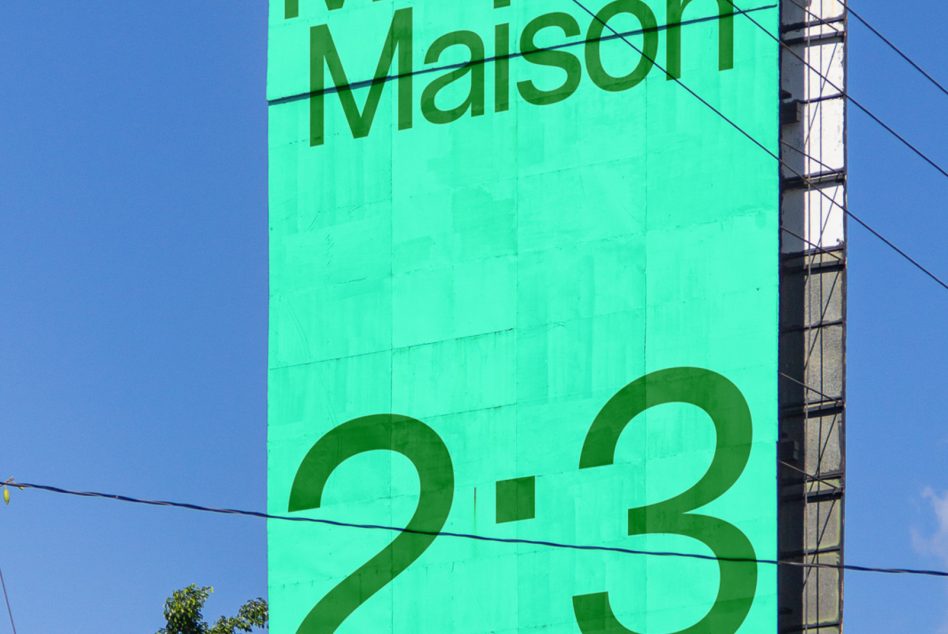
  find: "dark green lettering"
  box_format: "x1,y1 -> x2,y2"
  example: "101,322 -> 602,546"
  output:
495,22 -> 511,113
494,0 -> 511,112
288,0 -> 384,19
421,31 -> 487,125
666,0 -> 734,79
309,8 -> 413,146
573,368 -> 757,633
518,12 -> 582,107
586,0 -> 658,92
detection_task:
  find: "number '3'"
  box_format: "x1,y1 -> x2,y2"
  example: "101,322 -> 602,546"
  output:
573,367 -> 757,633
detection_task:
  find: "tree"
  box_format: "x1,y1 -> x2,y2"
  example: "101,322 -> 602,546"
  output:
158,584 -> 267,634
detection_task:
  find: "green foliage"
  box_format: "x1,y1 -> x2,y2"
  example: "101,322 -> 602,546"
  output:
158,584 -> 267,634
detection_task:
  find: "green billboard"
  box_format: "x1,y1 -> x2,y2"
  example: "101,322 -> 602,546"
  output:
267,1 -> 778,632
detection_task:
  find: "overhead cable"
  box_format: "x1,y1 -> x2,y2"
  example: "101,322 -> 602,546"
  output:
724,0 -> 948,180
783,143 -> 944,289
781,0 -> 844,33
269,4 -> 778,105
845,4 -> 947,97
784,0 -> 947,97
780,226 -> 844,261
783,0 -> 948,98
779,460 -> 841,492
270,2 -> 945,288
0,567 -> 17,634
727,0 -> 948,289
567,0 -> 948,291
267,4 -> 780,106
9,479 -> 948,579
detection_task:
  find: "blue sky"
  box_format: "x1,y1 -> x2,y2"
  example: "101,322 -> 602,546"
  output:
0,1 -> 945,632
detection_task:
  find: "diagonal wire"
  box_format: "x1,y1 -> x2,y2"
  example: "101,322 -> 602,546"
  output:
723,0 -> 948,179
280,0 -> 945,290
843,210 -> 946,289
779,460 -> 841,491
781,226 -> 844,261
846,3 -> 947,96
799,30 -> 842,145
268,4 -> 777,105
10,479 -> 948,578
781,0 -> 843,33
0,567 -> 17,634
778,141 -> 847,263
782,0 -> 948,98
783,0 -> 948,97
566,0 -> 948,290
781,139 -> 837,172
779,372 -> 842,405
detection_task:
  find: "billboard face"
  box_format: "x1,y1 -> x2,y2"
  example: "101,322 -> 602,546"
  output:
267,1 -> 778,632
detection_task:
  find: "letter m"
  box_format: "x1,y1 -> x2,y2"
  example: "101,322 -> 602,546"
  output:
666,0 -> 734,80
310,7 -> 413,146
286,0 -> 382,19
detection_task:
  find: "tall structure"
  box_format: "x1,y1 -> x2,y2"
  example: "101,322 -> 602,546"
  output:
265,0 -> 845,631
778,0 -> 847,631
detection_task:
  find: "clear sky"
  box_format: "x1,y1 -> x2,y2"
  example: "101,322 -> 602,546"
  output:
0,1 -> 945,632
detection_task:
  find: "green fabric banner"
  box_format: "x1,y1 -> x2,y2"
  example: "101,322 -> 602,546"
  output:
268,1 -> 778,631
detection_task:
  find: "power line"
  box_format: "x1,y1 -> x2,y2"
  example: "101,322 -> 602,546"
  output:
781,0 -> 844,33
780,225 -> 844,260
0,567 -> 17,634
271,1 -> 946,289
782,142 -> 947,289
780,371 -> 843,404
567,0 -> 948,291
724,0 -> 948,180
9,479 -> 948,579
845,3 -> 947,96
268,4 -> 778,105
776,0 -> 946,97
848,4 -> 947,96
781,139 -> 838,173
845,208 -> 948,289
779,459 -> 841,492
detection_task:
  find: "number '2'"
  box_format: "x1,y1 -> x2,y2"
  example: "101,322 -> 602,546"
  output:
288,414 -> 454,633
573,367 -> 757,633
287,368 -> 757,632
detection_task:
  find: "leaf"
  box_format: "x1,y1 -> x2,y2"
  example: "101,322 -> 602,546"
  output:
3,488 -> 9,505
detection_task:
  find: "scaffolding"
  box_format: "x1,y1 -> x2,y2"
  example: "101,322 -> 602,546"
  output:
778,0 -> 847,631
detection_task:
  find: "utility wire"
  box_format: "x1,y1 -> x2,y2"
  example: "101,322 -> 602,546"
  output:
781,0 -> 844,33
780,225 -> 843,260
779,460 -> 841,491
780,371 -> 842,404
10,479 -> 948,579
268,4 -> 777,105
843,2 -> 947,96
780,139 -> 837,173
783,0 -> 947,97
723,0 -> 948,180
784,143 -> 945,287
567,0 -> 948,291
0,567 -> 17,634
726,0 -> 948,289
271,2 -> 946,288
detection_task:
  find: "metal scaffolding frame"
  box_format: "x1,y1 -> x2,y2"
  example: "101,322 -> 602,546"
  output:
778,0 -> 847,631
